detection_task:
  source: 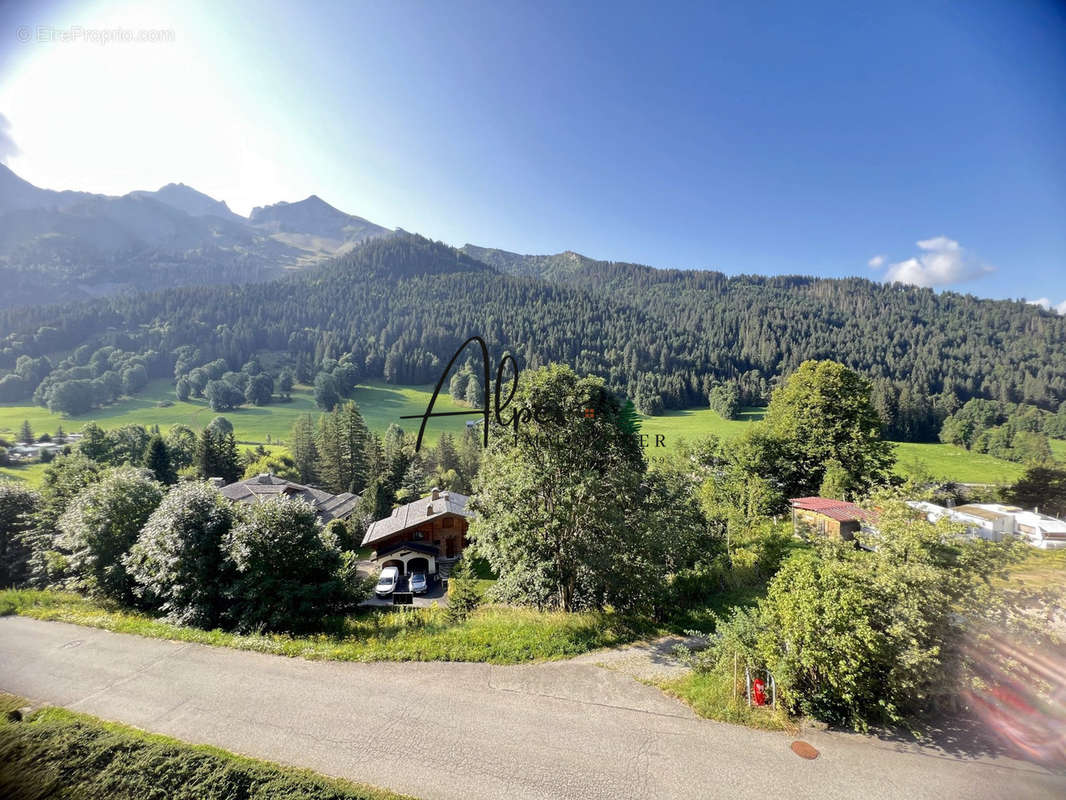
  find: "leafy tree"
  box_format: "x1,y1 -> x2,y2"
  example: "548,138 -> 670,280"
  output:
443,555 -> 482,624
57,467 -> 164,603
313,371 -> 342,411
164,424 -> 197,470
21,453 -> 103,587
207,416 -> 233,436
278,368 -> 295,399
0,482 -> 39,587
0,374 -> 30,402
244,373 -> 273,406
47,379 -> 95,415
205,379 -> 243,412
125,482 -> 237,627
121,364 -> 148,395
818,458 -> 851,500
1003,466 -> 1066,519
175,377 -> 191,401
464,375 -> 483,407
708,382 -> 741,420
143,434 -> 177,485
242,453 -> 300,482
471,364 -> 670,612
332,359 -> 360,394
77,422 -> 110,463
763,360 -> 894,497
223,497 -> 355,632
104,424 -> 151,466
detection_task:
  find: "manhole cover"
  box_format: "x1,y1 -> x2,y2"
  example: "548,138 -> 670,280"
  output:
791,740 -> 820,759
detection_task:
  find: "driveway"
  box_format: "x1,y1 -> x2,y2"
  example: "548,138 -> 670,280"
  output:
0,616 -> 1062,800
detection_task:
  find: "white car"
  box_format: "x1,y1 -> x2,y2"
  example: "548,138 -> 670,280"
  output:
375,566 -> 400,597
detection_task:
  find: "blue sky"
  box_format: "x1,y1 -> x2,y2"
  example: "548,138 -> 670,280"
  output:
0,0 -> 1064,306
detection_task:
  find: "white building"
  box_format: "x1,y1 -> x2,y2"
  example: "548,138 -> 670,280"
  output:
908,501 -> 1066,550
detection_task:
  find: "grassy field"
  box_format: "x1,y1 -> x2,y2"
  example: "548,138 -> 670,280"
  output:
0,378 -> 475,447
0,378 -> 1048,487
891,441 -> 1027,484
0,693 -> 414,800
0,590 -> 651,664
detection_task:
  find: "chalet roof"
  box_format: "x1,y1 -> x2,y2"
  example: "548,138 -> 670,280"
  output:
790,496 -> 872,523
362,490 -> 473,547
219,473 -> 359,522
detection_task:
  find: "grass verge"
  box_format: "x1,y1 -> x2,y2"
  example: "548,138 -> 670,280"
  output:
0,590 -> 650,664
657,671 -> 793,732
0,692 -> 414,800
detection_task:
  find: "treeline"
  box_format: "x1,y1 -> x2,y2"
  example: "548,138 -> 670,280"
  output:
1,233 -> 1065,441
286,401 -> 483,516
938,398 -> 1064,464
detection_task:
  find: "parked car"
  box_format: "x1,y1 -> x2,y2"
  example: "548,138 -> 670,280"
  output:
375,566 -> 399,597
409,571 -> 428,594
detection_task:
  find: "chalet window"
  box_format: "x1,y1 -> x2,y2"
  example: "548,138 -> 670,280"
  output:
413,531 -> 425,540
442,517 -> 454,528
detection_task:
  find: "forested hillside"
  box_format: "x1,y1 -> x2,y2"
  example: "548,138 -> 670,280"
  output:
1,232 -> 1064,442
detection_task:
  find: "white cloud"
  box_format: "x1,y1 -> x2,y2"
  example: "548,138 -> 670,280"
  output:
867,254 -> 886,269
882,236 -> 994,288
1028,297 -> 1066,315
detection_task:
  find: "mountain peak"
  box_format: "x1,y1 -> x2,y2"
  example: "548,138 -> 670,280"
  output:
249,195 -> 388,244
130,182 -> 244,223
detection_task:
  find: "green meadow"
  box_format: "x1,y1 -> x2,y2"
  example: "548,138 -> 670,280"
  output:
0,379 -> 474,448
0,380 -> 1049,487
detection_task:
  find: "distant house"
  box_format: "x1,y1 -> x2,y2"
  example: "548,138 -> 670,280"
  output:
361,487 -> 474,576
790,496 -> 874,541
218,473 -> 360,524
910,501 -> 1066,550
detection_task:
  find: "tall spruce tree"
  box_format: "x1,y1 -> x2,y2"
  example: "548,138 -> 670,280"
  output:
289,414 -> 319,485
143,434 -> 177,485
315,401 -> 370,495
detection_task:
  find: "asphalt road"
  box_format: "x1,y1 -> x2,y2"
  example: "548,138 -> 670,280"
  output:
1,616 -> 1062,800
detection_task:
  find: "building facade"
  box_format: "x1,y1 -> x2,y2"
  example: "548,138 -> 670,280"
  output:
362,488 -> 474,575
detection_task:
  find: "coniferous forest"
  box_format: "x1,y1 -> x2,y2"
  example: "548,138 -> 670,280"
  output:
1,232 -> 1064,444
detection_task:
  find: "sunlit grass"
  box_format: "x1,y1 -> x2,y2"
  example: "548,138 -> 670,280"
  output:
0,693 -> 414,800
0,590 -> 650,664
657,670 -> 793,732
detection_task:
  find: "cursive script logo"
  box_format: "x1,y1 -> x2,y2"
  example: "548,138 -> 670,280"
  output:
401,335 -> 555,452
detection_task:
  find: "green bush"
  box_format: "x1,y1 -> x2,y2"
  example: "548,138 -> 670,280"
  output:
56,467 -> 164,603
224,498 -> 359,632
0,482 -> 38,588
125,482 -> 237,627
704,498 -> 1028,729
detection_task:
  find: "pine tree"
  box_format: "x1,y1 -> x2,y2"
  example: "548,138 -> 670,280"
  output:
289,414 -> 319,485
444,555 -> 482,624
315,401 -> 370,495
143,434 -> 177,485
18,420 -> 33,444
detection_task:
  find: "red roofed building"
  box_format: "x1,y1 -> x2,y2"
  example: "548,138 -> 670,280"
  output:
790,497 -> 873,540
